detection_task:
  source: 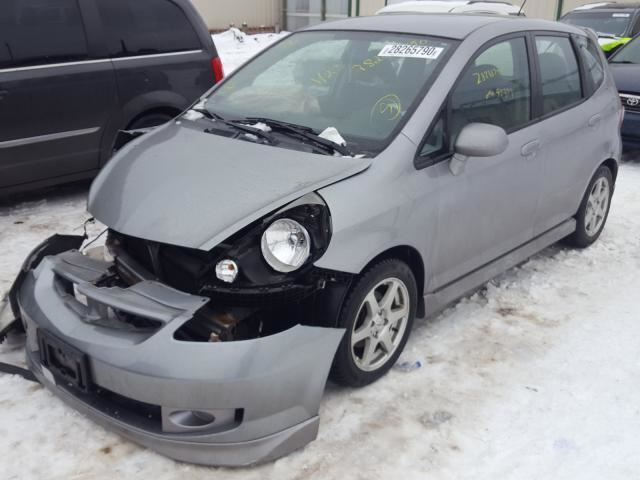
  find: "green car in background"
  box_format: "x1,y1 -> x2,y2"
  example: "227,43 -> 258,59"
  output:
561,3 -> 640,56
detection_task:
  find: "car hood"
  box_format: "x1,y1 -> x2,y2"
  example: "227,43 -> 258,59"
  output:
609,63 -> 640,93
88,122 -> 372,251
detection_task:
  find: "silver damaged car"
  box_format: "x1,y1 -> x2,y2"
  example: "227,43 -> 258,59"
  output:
2,14 -> 621,466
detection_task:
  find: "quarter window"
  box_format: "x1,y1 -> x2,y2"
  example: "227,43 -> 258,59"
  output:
450,37 -> 531,140
535,36 -> 582,115
0,0 -> 89,69
96,0 -> 201,57
574,35 -> 604,90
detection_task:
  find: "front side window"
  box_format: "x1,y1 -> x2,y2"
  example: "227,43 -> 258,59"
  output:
562,11 -> 632,37
205,31 -> 454,156
574,35 -> 605,90
535,36 -> 582,116
0,0 -> 88,69
450,37 -> 531,140
96,0 -> 201,57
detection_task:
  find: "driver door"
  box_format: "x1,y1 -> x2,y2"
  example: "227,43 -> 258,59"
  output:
415,36 -> 543,290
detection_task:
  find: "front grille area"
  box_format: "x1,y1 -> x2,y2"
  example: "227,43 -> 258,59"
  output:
110,231 -> 220,294
620,93 -> 640,114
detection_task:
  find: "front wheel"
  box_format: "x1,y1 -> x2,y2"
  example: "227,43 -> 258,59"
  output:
565,166 -> 614,248
330,259 -> 417,387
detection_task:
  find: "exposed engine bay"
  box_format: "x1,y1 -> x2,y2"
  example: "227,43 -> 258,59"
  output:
100,221 -> 352,343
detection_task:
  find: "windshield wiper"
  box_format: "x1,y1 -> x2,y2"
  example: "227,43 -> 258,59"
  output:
611,60 -> 635,64
240,117 -> 354,157
194,109 -> 276,145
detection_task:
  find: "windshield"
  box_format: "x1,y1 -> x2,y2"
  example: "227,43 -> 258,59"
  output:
611,35 -> 640,63
204,31 -> 454,155
562,11 -> 633,37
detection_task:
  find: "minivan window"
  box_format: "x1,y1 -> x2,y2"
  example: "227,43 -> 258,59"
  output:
535,36 -> 582,116
96,0 -> 201,57
205,31 -> 454,155
574,35 -> 605,90
0,0 -> 89,69
450,37 -> 531,139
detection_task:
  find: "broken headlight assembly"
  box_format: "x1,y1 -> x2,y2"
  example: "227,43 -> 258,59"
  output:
211,192 -> 332,289
260,218 -> 311,274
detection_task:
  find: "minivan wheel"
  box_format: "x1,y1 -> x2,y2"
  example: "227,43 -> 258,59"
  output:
565,166 -> 614,248
330,259 -> 417,387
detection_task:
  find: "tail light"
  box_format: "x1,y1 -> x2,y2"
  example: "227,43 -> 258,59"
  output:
211,57 -> 224,84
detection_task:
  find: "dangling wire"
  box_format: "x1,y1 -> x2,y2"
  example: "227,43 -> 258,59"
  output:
82,228 -> 108,253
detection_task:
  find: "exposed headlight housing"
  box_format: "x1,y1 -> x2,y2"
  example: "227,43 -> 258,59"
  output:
261,219 -> 311,273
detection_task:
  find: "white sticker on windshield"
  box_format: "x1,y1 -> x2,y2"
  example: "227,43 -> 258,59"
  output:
378,44 -> 444,59
612,13 -> 630,17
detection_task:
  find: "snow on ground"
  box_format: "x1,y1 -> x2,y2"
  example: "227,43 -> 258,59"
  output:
1,30 -> 640,479
213,28 -> 288,73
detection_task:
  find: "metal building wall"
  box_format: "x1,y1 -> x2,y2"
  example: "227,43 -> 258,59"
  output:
354,0 -> 603,19
189,0 -> 611,31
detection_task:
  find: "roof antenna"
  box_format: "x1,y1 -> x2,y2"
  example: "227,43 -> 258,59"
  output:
518,0 -> 528,16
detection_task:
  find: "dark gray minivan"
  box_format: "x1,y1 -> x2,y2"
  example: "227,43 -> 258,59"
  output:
0,0 -> 222,194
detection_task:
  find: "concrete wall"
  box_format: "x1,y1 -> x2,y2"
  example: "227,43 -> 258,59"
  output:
190,0 -> 282,30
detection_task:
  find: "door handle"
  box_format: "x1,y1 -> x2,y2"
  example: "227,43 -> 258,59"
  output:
521,140 -> 541,159
588,114 -> 602,128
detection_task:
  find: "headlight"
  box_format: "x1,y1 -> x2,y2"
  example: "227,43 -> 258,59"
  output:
261,219 -> 311,273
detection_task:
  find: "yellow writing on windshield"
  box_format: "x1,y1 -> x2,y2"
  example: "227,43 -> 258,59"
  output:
371,94 -> 402,122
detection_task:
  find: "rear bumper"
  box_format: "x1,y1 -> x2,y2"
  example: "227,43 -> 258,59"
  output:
17,247 -> 344,466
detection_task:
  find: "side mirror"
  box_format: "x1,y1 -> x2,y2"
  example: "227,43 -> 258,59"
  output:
449,123 -> 509,175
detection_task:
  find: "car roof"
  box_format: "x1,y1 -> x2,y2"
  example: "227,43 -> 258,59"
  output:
573,2 -> 640,11
307,14 -> 581,40
378,1 -> 521,15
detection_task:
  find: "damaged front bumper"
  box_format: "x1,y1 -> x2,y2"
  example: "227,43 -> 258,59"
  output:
14,239 -> 344,466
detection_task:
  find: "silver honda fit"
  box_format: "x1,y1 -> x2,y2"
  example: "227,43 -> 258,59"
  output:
5,14 -> 621,466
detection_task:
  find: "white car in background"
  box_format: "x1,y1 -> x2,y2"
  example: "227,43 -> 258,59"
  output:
377,0 -> 523,16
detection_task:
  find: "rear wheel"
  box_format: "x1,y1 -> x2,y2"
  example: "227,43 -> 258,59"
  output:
128,112 -> 175,130
330,259 -> 417,387
565,166 -> 613,248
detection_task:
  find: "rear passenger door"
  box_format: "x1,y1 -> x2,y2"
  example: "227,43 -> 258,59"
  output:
0,0 -> 118,189
94,0 -> 214,156
530,33 -> 610,235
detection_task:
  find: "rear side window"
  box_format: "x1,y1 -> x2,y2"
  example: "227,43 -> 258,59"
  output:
450,37 -> 531,139
535,36 -> 582,116
96,0 -> 201,57
574,35 -> 605,90
0,0 -> 88,69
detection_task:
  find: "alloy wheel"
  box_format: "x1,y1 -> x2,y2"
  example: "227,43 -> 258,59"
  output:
350,277 -> 410,372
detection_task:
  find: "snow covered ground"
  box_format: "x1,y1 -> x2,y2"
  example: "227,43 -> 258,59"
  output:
214,28 -> 288,73
1,30 -> 640,480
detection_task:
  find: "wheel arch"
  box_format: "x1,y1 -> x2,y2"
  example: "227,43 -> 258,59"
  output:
359,245 -> 426,318
125,106 -> 183,130
601,158 -> 618,184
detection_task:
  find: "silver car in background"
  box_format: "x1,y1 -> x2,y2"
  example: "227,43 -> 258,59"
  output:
4,14 -> 621,466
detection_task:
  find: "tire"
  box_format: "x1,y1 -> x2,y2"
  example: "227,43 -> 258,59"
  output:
565,166 -> 614,249
330,259 -> 418,387
128,112 -> 175,130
